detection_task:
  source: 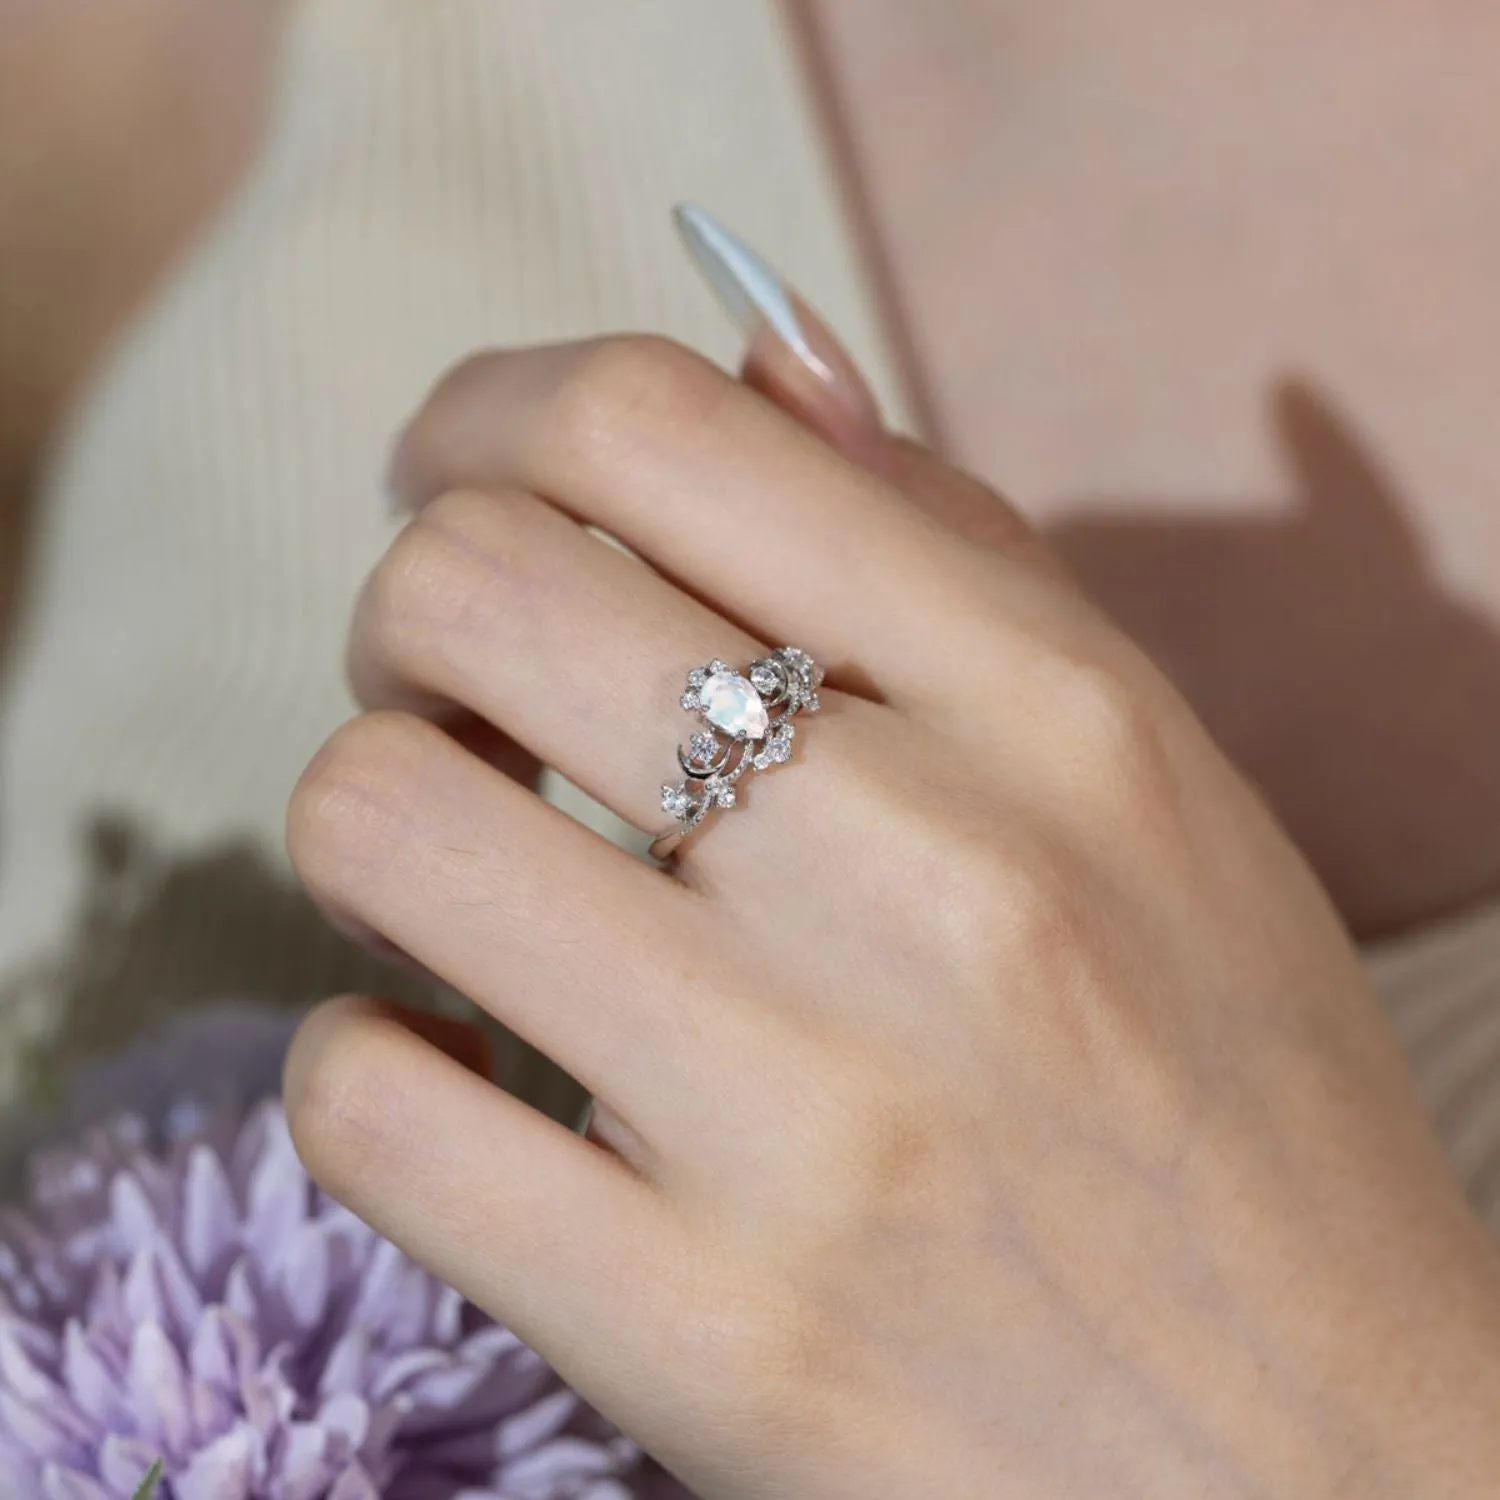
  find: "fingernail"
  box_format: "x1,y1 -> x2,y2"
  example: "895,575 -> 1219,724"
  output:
674,203 -> 833,375
672,203 -> 882,431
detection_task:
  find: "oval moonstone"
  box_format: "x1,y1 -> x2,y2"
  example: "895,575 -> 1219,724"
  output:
699,670 -> 769,740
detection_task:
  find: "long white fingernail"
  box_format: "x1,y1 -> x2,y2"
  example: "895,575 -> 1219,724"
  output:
673,203 -> 834,382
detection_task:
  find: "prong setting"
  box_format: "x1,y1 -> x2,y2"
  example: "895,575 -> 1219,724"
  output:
656,648 -> 822,856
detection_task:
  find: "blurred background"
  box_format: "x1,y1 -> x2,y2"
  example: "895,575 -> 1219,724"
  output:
0,1 -> 1496,1157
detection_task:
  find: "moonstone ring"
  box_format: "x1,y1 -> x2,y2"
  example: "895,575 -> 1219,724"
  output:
652,647 -> 824,859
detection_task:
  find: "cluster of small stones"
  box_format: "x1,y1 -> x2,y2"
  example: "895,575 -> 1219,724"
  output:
660,649 -> 822,827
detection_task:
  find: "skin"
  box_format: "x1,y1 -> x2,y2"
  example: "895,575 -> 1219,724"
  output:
284,305 -> 1500,1497
801,0 -> 1500,938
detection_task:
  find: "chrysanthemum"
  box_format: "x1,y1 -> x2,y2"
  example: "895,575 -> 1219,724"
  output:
0,1101 -> 683,1500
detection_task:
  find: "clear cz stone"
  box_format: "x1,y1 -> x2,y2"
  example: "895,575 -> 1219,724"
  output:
661,784 -> 690,818
687,730 -> 719,762
699,671 -> 768,740
749,661 -> 780,694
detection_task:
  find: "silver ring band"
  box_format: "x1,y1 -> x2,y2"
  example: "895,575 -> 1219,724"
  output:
652,647 -> 824,860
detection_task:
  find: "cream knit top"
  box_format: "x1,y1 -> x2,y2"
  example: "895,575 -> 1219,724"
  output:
0,0 -> 904,1125
1,0 -> 1496,1240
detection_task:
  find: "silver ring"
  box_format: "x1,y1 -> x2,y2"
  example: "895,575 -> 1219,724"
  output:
652,647 -> 824,860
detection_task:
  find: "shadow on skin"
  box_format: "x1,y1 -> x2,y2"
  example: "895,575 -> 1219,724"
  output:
1048,379 -> 1500,940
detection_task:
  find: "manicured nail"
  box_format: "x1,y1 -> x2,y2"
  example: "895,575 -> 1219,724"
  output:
672,203 -> 884,449
673,203 -> 835,380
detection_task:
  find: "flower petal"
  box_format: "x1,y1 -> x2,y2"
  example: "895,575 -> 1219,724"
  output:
178,1148 -> 240,1286
316,1393 -> 370,1454
97,1434 -> 162,1496
40,1463 -> 111,1500
186,1307 -> 258,1396
495,1388 -> 581,1460
278,1423 -> 341,1500
317,1327 -> 369,1399
242,1116 -> 307,1273
274,1223 -> 332,1332
61,1322 -> 128,1430
174,1423 -> 259,1500
136,1239 -> 204,1344
0,1389 -> 90,1464
108,1175 -> 161,1257
221,1258 -> 259,1327
127,1324 -> 191,1458
0,1320 -> 62,1406
327,1463 -> 381,1500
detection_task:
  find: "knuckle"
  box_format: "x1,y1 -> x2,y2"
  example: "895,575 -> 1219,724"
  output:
286,712 -> 429,902
756,1032 -> 954,1230
429,348 -> 506,409
975,852 -> 1075,961
818,1072 -> 950,1216
284,1000 -> 403,1198
396,351 -> 505,490
670,1272 -> 843,1450
899,811 -> 1075,976
545,334 -> 728,471
362,489 -> 521,671
832,738 -> 1077,977
1051,652 -> 1177,805
360,508 -> 460,671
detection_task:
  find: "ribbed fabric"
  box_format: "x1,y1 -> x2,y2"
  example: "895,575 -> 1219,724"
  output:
1368,906 -> 1500,1229
0,0 -> 904,1117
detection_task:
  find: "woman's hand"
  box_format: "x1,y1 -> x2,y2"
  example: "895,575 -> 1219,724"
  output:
284,284 -> 1500,1495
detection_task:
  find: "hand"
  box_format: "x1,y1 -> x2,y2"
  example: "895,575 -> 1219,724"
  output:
283,294 -> 1500,1495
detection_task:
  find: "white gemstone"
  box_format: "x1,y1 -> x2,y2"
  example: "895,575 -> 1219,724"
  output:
661,784 -> 690,818
699,671 -> 768,740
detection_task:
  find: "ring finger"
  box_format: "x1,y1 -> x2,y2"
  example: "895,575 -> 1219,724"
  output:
349,482 -> 830,847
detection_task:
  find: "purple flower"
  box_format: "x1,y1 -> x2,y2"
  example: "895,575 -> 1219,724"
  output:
0,1101 -> 687,1500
